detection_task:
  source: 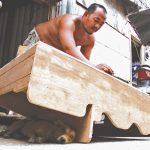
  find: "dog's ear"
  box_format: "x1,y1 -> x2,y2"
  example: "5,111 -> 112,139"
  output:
54,120 -> 66,128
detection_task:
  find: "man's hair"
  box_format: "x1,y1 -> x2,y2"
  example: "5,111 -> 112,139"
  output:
87,3 -> 107,14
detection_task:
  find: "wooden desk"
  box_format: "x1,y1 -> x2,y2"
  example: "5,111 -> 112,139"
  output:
0,41 -> 150,143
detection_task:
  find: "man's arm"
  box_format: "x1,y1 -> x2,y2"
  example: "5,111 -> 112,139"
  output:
58,16 -> 94,66
81,42 -> 114,75
58,15 -> 114,75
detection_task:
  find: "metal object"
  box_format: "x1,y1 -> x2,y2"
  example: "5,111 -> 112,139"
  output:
133,65 -> 150,94
128,9 -> 150,46
0,1 -> 2,8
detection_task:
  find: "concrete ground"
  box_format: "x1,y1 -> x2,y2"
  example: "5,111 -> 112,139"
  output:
0,136 -> 150,150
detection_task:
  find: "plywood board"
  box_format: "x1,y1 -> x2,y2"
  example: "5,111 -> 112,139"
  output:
0,47 -> 35,95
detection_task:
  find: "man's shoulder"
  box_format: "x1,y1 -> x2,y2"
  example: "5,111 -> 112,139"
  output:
61,14 -> 81,21
59,14 -> 81,29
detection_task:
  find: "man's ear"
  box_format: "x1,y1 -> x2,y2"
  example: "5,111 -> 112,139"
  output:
54,120 -> 65,127
83,11 -> 89,16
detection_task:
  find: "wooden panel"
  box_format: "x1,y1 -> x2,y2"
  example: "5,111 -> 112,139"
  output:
0,55 -> 33,89
13,75 -> 30,93
0,47 -> 35,76
0,47 -> 35,95
27,42 -> 150,135
0,75 -> 29,95
91,41 -> 131,81
94,24 -> 130,58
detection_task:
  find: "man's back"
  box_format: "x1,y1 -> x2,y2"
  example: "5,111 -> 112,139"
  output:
35,14 -> 85,51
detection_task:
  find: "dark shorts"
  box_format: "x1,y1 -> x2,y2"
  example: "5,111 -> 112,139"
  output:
23,28 -> 40,47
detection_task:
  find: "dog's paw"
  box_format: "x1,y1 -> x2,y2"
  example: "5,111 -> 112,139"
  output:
28,137 -> 36,143
35,137 -> 47,143
0,124 -> 7,131
0,125 -> 8,136
3,132 -> 11,138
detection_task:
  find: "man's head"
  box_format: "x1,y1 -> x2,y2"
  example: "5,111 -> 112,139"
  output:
82,3 -> 107,34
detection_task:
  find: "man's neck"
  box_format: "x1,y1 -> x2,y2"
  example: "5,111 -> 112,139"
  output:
76,16 -> 89,36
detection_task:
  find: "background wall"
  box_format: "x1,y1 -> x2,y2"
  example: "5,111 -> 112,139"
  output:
0,0 -> 58,67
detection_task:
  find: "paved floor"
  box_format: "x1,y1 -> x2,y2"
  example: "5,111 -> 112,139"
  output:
0,136 -> 150,150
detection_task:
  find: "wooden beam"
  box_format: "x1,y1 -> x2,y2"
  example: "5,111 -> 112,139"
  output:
0,47 -> 35,95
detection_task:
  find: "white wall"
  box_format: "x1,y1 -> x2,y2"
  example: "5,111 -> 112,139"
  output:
90,24 -> 131,81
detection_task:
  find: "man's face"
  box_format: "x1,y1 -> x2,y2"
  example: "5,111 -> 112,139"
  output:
83,7 -> 106,34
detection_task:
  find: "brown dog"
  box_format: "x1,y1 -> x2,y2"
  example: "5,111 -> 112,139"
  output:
0,119 -> 76,144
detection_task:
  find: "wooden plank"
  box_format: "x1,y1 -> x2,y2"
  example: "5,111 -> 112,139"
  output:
77,105 -> 93,142
0,54 -> 34,90
16,45 -> 28,57
27,42 -> 150,135
13,75 -> 30,93
0,46 -> 34,95
0,46 -> 35,76
0,75 -> 30,95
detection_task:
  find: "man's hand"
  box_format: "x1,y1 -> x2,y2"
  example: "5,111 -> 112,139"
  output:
96,64 -> 114,75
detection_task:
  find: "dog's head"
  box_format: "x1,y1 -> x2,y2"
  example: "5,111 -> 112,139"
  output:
56,128 -> 76,144
53,120 -> 76,144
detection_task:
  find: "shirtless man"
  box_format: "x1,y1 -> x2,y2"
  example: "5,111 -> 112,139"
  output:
23,3 -> 114,75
